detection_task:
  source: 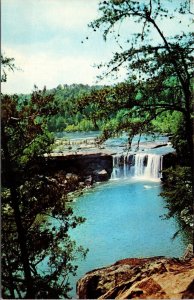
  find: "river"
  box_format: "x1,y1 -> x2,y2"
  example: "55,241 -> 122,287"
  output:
53,133 -> 188,297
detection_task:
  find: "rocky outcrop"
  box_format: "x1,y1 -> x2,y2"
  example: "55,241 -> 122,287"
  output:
94,169 -> 109,181
152,143 -> 168,149
43,152 -> 113,183
77,251 -> 194,299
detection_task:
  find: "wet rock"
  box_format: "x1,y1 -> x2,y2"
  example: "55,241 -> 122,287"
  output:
94,169 -> 109,181
152,143 -> 168,149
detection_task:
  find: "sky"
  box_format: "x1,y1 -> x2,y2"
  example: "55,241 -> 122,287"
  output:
2,0 -> 121,94
1,0 -> 193,94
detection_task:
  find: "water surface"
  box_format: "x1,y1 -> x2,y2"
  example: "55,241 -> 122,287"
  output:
69,178 -> 187,296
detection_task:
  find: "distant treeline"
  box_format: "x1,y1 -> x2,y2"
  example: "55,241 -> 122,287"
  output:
17,83 -> 182,136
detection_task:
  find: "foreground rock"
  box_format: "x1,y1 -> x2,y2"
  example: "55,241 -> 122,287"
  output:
77,254 -> 194,299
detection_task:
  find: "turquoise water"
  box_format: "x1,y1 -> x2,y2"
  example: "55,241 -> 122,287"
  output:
69,178 -> 187,297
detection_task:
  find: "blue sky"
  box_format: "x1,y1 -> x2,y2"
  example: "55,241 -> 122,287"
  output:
2,0 -> 193,94
2,0 -> 120,94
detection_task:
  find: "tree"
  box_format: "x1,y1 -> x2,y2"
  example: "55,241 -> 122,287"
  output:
1,57 -> 86,298
151,111 -> 183,135
77,0 -> 193,182
1,54 -> 16,82
160,166 -> 193,233
71,0 -> 194,234
46,83 -> 105,132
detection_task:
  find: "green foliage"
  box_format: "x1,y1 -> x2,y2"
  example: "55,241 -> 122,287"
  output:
1,54 -> 16,82
170,118 -> 191,166
151,111 -> 183,134
161,166 -> 193,228
18,80 -> 188,139
86,0 -> 193,155
90,1 -> 193,83
1,85 -> 87,298
65,118 -> 96,132
152,110 -> 191,166
44,84 -> 105,132
80,0 -> 194,232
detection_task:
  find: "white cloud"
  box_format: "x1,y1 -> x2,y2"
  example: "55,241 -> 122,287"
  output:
2,0 -> 97,94
2,0 -> 99,32
2,46 -> 107,94
40,0 -> 100,30
2,0 -> 192,94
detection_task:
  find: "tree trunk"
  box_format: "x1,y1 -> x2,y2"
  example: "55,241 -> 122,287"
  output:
2,126 -> 35,298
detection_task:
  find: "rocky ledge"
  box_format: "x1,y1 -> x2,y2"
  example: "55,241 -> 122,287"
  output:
42,152 -> 113,183
77,246 -> 194,299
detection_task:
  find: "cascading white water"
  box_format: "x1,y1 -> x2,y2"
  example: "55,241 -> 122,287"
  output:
134,153 -> 146,177
111,154 -> 135,180
111,155 -> 120,179
111,153 -> 163,180
134,153 -> 162,179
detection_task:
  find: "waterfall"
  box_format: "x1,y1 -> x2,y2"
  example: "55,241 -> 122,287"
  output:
134,153 -> 162,179
111,154 -> 135,180
111,153 -> 163,180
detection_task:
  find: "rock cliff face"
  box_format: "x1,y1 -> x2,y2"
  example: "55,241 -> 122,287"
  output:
42,150 -> 176,184
43,152 -> 113,182
77,254 -> 194,299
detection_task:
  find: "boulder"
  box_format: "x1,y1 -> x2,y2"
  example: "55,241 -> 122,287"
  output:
85,175 -> 93,186
66,173 -> 79,181
93,169 -> 109,181
77,256 -> 194,299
